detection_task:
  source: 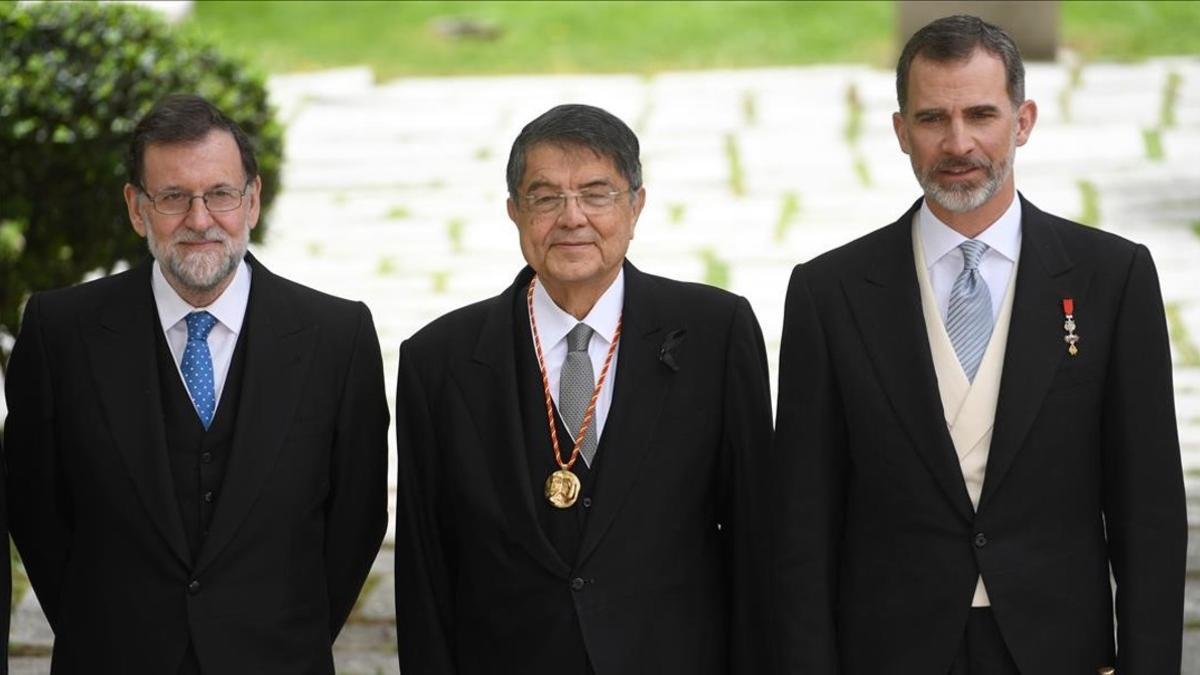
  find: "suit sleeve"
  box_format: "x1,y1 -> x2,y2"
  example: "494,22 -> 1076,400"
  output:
720,296 -> 776,674
324,302 -> 390,638
1100,245 -> 1187,673
393,339 -> 458,673
772,265 -> 846,674
4,294 -> 72,629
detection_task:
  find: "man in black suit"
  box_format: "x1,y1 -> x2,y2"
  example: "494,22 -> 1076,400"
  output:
393,104 -> 773,674
3,94 -> 389,673
773,15 -> 1186,675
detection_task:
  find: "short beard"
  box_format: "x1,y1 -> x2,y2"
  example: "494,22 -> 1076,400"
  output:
144,211 -> 248,293
916,128 -> 1017,214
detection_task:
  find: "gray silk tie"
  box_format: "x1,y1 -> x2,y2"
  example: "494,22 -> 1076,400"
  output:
560,323 -> 598,466
946,239 -> 994,383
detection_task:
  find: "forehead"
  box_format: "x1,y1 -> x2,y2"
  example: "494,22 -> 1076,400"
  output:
141,129 -> 244,188
519,142 -> 623,189
906,48 -> 1009,111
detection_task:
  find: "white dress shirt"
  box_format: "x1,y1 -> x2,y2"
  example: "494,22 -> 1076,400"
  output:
151,259 -> 251,410
529,269 -> 624,466
918,196 -> 1022,325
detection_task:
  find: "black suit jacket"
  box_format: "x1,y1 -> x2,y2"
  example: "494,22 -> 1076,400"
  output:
393,262 -> 774,674
3,254 -> 389,674
772,196 -> 1186,674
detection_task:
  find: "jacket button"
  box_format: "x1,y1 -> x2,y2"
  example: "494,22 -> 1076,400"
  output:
581,497 -> 592,509
203,491 -> 215,503
570,577 -> 585,592
974,532 -> 988,548
188,580 -> 201,595
200,452 -> 213,464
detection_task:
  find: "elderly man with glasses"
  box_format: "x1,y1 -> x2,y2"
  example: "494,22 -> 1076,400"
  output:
4,94 -> 389,674
393,104 -> 774,675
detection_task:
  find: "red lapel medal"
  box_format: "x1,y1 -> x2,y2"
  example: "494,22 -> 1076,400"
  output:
1062,298 -> 1079,356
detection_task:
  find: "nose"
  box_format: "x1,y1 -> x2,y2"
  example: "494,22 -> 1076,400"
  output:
942,117 -> 974,156
557,194 -> 589,227
181,195 -> 215,229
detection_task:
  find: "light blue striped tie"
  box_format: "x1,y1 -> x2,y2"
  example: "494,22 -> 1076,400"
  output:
946,240 -> 993,383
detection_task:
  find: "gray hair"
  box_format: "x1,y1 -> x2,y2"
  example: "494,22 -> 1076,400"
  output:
506,104 -> 642,199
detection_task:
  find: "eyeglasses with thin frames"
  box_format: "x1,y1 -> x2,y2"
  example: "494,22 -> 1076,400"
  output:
140,183 -> 252,215
521,189 -> 632,216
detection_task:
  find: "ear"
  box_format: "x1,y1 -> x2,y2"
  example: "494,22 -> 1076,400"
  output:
892,112 -> 912,155
246,175 -> 263,230
124,183 -> 148,237
1014,99 -> 1038,147
629,186 -> 646,239
506,196 -> 519,226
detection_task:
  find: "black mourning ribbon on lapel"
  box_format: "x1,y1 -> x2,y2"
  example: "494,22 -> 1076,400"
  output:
659,329 -> 686,372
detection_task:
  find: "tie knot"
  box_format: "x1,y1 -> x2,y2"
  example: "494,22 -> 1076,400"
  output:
185,311 -> 218,342
959,240 -> 989,271
566,323 -> 593,353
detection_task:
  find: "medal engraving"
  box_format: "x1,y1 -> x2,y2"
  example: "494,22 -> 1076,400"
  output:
545,469 -> 581,508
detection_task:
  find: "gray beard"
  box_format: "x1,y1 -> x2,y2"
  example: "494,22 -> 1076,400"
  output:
145,217 -> 248,293
916,130 -> 1017,214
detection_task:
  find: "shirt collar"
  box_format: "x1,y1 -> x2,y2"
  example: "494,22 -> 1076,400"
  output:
151,258 -> 252,334
918,194 -> 1022,268
531,267 -> 625,348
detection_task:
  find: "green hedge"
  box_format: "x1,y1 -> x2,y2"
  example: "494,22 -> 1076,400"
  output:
0,1 -> 283,365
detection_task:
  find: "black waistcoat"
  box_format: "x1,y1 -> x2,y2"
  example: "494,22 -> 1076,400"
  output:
153,321 -> 248,563
513,292 -> 601,675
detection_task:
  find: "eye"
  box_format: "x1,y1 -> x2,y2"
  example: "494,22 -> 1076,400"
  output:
529,194 -> 562,211
209,188 -> 239,200
156,191 -> 188,205
580,192 -> 613,208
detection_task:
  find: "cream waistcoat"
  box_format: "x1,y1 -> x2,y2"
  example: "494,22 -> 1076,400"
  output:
913,224 -> 1019,607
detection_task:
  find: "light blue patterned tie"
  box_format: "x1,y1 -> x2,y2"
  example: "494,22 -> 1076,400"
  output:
946,240 -> 993,383
182,311 -> 218,429
560,323 -> 598,466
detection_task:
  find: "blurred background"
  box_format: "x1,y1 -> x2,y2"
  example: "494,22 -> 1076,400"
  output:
2,1 -> 1199,672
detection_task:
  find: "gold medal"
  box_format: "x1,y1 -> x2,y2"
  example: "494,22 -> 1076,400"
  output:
544,469 -> 582,509
527,276 -> 623,510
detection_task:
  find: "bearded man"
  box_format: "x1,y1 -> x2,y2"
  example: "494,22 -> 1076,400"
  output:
4,94 -> 389,674
772,15 -> 1185,675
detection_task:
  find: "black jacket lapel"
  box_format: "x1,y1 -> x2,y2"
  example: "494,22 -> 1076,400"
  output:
843,203 -> 975,522
576,262 -> 673,566
83,261 -> 191,566
451,267 -> 571,577
194,256 -> 317,575
979,196 -> 1084,509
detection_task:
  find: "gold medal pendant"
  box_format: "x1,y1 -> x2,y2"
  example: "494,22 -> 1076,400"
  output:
544,469 -> 581,509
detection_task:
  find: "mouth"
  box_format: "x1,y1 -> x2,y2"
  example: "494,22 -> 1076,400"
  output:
938,165 -> 982,179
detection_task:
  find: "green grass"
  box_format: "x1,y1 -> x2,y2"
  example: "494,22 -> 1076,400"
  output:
667,202 -> 686,225
183,2 -> 1200,79
1076,180 -> 1100,226
1165,302 -> 1200,367
723,133 -> 746,197
852,154 -> 871,188
1142,127 -> 1165,160
844,84 -> 863,144
446,217 -> 465,253
1191,220 -> 1200,241
698,248 -> 730,289
1161,71 -> 1182,128
741,91 -> 758,127
774,191 -> 801,243
186,1 -> 894,79
1061,1 -> 1200,62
